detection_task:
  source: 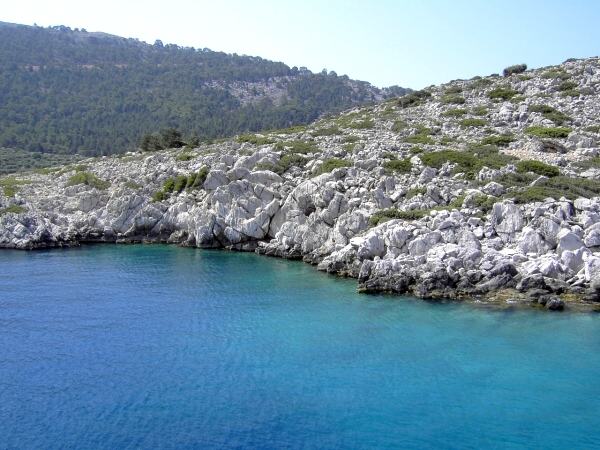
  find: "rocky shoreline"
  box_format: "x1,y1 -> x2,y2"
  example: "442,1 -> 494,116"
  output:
2,57 -> 600,311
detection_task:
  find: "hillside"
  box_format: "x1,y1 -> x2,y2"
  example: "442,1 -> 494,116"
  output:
1,57 -> 599,310
0,21 -> 408,161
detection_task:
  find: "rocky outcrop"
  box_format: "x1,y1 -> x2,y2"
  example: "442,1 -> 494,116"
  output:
2,57 -> 600,311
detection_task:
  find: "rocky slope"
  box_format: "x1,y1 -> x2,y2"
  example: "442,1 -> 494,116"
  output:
2,57 -> 600,310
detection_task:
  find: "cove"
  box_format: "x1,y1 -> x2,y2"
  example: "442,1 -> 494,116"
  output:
1,245 -> 600,449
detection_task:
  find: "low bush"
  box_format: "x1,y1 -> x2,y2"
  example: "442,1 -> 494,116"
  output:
516,160 -> 560,177
459,118 -> 487,127
348,119 -> 375,129
124,181 -> 142,190
471,106 -> 489,116
441,94 -> 466,105
257,153 -> 308,175
0,204 -> 26,216
444,85 -> 463,94
503,64 -> 527,77
176,152 -> 194,162
406,187 -> 427,198
488,87 -> 519,100
398,90 -> 432,108
525,126 -> 572,138
557,81 -> 578,92
152,168 -> 209,201
311,126 -> 341,137
314,158 -> 352,175
272,125 -> 308,135
469,78 -> 493,89
574,157 -> 600,170
404,134 -> 435,145
0,177 -> 30,197
383,158 -> 412,174
237,134 -> 275,146
584,125 -> 600,133
541,69 -> 570,80
66,172 -> 110,190
442,108 -> 467,117
275,140 -> 319,154
481,134 -> 514,147
420,146 -> 515,177
369,208 -> 428,226
560,88 -> 580,97
391,120 -> 408,132
470,194 -> 497,212
528,105 -> 571,125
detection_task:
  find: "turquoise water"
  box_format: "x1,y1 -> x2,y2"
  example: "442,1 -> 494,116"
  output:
1,245 -> 600,449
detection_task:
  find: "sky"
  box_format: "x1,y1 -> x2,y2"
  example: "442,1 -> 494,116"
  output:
2,0 -> 600,89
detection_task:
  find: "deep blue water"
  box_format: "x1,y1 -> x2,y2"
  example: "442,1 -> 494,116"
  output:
1,245 -> 600,449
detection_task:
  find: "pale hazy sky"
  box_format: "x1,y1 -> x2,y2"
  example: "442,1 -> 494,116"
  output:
3,0 -> 600,88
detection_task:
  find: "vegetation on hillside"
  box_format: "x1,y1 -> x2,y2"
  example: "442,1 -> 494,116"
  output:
0,22 -> 408,159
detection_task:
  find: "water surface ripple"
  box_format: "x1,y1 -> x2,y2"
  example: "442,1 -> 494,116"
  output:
1,245 -> 599,449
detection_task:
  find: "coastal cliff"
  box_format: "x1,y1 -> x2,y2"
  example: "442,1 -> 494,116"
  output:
2,58 -> 600,310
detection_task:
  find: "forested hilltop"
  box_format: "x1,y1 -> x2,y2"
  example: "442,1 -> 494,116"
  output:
0,21 -> 408,163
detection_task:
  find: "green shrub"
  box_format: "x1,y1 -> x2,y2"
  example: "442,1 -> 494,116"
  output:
0,204 -> 26,216
0,177 -> 30,197
406,187 -> 427,199
470,194 -> 497,212
152,190 -> 167,202
369,208 -> 428,226
503,64 -> 527,77
441,94 -> 466,105
525,126 -> 571,138
409,146 -> 424,155
315,158 -> 352,175
444,85 -> 463,94
516,160 -> 560,177
488,87 -> 519,100
405,134 -> 435,145
66,172 -> 110,190
439,136 -> 455,146
481,134 -> 514,147
560,89 -> 580,97
557,81 -> 577,92
541,69 -> 570,80
152,168 -> 208,201
257,153 -> 309,175
471,106 -> 489,116
469,78 -> 493,89
342,143 -> 356,153
398,90 -> 432,108
584,125 -> 600,133
275,140 -> 318,154
420,147 -> 515,175
312,126 -> 341,137
574,157 -> 600,170
173,175 -> 188,193
342,135 -> 360,143
348,119 -> 375,129
383,158 -> 412,174
459,118 -> 487,127
528,105 -> 571,125
391,120 -> 408,132
176,152 -> 194,161
124,181 -> 142,190
442,108 -> 467,117
272,125 -> 307,134
237,134 -> 275,145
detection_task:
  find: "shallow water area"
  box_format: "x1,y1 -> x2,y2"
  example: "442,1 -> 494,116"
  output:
1,245 -> 599,449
